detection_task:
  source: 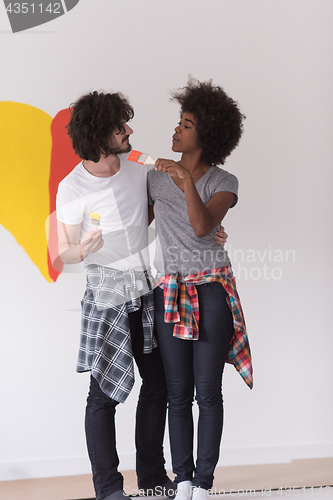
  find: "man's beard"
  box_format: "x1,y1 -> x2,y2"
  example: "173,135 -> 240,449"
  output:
111,140 -> 132,155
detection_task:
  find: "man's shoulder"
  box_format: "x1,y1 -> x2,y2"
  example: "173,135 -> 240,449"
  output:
120,153 -> 152,174
58,162 -> 83,188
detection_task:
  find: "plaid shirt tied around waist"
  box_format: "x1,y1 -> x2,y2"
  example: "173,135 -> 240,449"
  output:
78,264 -> 157,403
156,265 -> 253,389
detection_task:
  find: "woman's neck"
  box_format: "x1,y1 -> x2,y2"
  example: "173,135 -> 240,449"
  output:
179,152 -> 210,177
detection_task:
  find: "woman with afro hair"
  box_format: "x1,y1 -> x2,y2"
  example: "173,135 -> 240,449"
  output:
147,78 -> 253,500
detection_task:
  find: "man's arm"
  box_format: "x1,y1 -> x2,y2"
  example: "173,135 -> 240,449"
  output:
57,220 -> 104,264
214,225 -> 228,246
148,204 -> 155,226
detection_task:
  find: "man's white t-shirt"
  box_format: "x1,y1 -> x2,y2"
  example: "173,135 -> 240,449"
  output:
56,153 -> 151,271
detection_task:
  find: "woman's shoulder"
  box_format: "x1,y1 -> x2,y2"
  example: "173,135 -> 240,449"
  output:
147,167 -> 157,179
148,168 -> 169,185
208,165 -> 238,180
205,166 -> 238,188
202,167 -> 239,207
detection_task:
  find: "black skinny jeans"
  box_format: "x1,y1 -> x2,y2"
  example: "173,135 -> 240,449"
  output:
154,283 -> 233,490
85,306 -> 168,500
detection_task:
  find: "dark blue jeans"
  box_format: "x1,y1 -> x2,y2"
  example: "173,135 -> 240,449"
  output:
154,283 -> 233,490
85,306 -> 168,500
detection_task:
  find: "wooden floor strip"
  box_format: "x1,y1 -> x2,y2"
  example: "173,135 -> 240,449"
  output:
0,458 -> 332,500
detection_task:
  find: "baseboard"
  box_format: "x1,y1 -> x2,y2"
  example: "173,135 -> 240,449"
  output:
1,443 -> 332,482
0,456 -> 91,482
217,442 -> 333,466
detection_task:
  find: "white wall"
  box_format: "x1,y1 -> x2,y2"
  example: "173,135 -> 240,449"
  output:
1,0 -> 333,482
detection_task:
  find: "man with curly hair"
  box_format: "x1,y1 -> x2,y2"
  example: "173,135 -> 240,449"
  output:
56,91 -> 175,500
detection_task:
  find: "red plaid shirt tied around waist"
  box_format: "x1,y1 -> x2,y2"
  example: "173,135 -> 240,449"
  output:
156,265 -> 253,389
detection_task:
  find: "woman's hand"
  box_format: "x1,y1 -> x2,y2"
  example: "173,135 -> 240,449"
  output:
155,158 -> 190,179
214,226 -> 228,246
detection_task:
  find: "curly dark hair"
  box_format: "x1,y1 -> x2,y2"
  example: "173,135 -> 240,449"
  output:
67,91 -> 134,162
171,77 -> 245,165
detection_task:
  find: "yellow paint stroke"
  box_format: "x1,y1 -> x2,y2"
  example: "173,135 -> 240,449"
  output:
0,102 -> 52,282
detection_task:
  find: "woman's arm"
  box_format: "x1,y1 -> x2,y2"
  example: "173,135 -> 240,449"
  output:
181,176 -> 235,237
154,159 -> 235,237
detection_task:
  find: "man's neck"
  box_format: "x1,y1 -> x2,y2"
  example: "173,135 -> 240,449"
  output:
83,154 -> 120,178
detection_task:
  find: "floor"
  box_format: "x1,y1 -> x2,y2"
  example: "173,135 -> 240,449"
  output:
0,458 -> 332,500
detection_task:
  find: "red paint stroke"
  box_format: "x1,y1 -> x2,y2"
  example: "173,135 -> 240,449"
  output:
48,109 -> 81,282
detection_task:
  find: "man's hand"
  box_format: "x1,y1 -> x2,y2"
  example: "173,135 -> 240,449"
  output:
57,221 -> 104,264
80,229 -> 104,258
214,226 -> 228,246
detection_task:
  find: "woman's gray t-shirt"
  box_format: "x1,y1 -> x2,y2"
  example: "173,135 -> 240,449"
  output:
147,166 -> 238,276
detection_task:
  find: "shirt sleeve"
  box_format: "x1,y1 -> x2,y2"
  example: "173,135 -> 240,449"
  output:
56,181 -> 85,225
213,171 -> 239,208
